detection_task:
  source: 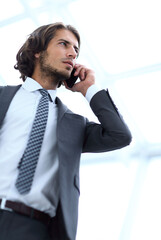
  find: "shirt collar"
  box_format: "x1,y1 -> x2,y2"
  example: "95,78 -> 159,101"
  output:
22,77 -> 57,102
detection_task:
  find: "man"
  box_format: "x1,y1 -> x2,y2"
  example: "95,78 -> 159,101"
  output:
0,22 -> 132,240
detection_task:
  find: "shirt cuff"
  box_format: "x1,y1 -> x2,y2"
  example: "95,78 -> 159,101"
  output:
85,84 -> 102,103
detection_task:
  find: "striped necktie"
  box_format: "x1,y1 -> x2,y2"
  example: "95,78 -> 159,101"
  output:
15,89 -> 49,194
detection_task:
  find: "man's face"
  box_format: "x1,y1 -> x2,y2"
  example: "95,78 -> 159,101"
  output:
37,29 -> 79,82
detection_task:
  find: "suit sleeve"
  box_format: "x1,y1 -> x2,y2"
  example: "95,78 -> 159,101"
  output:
82,89 -> 132,153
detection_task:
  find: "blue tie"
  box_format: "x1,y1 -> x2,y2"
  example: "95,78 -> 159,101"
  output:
15,89 -> 49,194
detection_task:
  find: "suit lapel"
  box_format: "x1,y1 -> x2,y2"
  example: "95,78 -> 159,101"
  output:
55,97 -> 68,122
0,85 -> 21,127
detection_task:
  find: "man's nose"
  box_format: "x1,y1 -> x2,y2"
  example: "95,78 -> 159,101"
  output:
66,47 -> 77,59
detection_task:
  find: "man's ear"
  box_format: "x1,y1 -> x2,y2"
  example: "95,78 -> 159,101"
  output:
35,53 -> 40,58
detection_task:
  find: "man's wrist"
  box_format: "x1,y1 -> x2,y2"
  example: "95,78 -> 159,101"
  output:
85,84 -> 102,102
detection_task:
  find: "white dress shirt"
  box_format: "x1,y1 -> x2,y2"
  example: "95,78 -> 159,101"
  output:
0,77 -> 59,217
0,77 -> 100,217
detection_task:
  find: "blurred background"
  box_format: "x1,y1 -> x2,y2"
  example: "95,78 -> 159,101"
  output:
0,0 -> 161,239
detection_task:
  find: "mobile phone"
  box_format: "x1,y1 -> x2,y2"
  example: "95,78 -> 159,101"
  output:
65,68 -> 78,88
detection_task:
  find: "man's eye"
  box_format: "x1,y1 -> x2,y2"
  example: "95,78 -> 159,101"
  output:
60,42 -> 66,46
75,48 -> 79,54
75,49 -> 79,57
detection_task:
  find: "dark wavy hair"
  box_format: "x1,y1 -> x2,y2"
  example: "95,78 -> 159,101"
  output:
14,22 -> 80,82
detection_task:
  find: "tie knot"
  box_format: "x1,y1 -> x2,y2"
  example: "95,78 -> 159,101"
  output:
39,89 -> 48,97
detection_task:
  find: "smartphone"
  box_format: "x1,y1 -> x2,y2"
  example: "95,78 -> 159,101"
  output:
65,68 -> 78,88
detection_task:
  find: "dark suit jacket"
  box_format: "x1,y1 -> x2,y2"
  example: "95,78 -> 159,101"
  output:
0,85 -> 132,240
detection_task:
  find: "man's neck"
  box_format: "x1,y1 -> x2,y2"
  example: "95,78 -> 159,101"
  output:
31,72 -> 58,90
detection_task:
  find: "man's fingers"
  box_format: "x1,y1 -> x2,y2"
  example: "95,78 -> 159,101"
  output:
74,65 -> 89,81
74,64 -> 85,76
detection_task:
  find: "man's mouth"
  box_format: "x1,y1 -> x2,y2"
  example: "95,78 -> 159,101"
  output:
62,60 -> 74,68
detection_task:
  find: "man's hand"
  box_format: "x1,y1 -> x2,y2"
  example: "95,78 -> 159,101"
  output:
63,64 -> 95,96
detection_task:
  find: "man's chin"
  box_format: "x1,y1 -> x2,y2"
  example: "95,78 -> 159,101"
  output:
55,70 -> 71,87
59,69 -> 72,80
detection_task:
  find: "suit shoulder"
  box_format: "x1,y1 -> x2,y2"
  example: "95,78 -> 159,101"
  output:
0,84 -> 22,97
0,85 -> 7,95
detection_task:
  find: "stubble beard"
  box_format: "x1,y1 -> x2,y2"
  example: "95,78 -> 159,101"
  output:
39,52 -> 70,86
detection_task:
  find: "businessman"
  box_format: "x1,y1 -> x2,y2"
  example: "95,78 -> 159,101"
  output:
0,22 -> 132,240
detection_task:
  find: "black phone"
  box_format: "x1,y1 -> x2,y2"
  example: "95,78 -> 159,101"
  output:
65,68 -> 78,88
